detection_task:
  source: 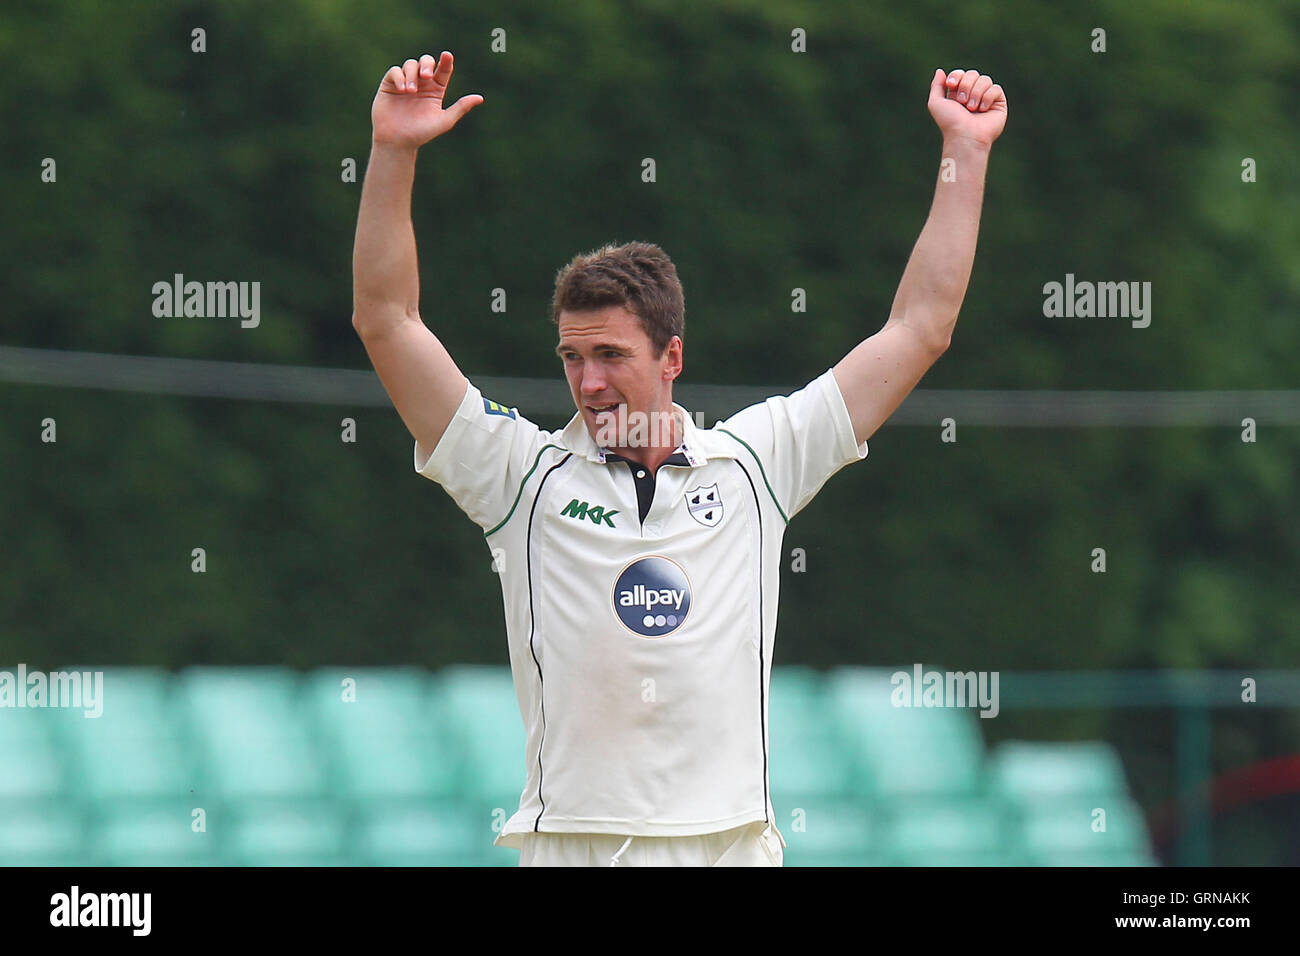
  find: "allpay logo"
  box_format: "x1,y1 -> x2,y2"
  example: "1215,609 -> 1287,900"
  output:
612,556 -> 691,638
619,584 -> 686,612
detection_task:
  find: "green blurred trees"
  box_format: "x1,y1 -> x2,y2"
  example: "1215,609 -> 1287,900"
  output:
1,0 -> 1297,675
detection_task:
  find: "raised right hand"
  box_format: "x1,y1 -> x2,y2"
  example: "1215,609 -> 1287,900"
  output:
371,51 -> 484,149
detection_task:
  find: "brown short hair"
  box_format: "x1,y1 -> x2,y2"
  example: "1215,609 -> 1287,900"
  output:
551,241 -> 685,357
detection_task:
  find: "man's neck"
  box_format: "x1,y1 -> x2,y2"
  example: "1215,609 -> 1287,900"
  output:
606,405 -> 683,474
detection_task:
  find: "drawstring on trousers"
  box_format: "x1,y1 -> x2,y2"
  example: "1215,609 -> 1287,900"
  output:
608,836 -> 633,866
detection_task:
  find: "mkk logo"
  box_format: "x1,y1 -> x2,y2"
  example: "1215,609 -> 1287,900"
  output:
612,556 -> 691,638
685,483 -> 723,527
561,499 -> 618,528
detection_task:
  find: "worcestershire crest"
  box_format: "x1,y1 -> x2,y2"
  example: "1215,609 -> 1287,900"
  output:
685,483 -> 723,527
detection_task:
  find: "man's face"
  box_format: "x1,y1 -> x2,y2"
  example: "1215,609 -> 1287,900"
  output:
555,305 -> 683,451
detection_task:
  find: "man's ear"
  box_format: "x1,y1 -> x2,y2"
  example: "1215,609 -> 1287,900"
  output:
663,335 -> 684,381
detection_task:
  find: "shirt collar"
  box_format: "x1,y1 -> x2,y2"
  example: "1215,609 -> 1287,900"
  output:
561,402 -> 709,467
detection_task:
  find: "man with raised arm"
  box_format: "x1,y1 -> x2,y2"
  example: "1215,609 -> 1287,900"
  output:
352,51 -> 1007,867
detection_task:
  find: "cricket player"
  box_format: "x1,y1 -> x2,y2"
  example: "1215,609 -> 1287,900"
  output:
352,51 -> 1006,866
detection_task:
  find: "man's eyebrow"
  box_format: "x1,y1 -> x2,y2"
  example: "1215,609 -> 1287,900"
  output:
554,342 -> 628,356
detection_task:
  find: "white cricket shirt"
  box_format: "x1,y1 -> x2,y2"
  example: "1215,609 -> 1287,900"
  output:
414,368 -> 868,847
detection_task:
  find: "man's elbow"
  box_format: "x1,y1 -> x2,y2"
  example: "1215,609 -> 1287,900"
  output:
889,311 -> 954,356
923,315 -> 955,355
912,324 -> 953,357
922,313 -> 956,354
351,310 -> 385,343
352,302 -> 415,341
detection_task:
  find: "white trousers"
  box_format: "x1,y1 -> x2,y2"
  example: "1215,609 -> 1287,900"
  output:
517,821 -> 784,867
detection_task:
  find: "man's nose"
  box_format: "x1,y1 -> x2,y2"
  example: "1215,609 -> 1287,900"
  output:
580,362 -> 607,395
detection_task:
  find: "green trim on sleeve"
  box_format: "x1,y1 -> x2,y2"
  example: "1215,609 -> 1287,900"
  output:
484,444 -> 563,538
717,428 -> 788,525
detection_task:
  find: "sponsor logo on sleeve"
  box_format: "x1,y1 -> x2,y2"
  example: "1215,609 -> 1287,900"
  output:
483,398 -> 517,419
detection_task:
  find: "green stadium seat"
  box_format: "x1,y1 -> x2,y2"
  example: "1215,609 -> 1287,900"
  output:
769,735 -> 856,805
770,671 -> 878,865
76,735 -> 195,804
45,667 -> 167,732
219,801 -> 349,866
0,801 -> 83,865
989,741 -> 1154,865
769,668 -> 856,801
352,799 -> 487,866
0,706 -> 65,800
177,668 -> 325,801
770,667 -> 822,704
176,666 -> 302,738
436,666 -> 526,814
60,668 -> 195,803
335,733 -> 463,803
305,668 -> 462,801
1016,796 -> 1155,866
828,668 -> 985,799
304,668 -> 432,735
91,802 -> 215,866
778,797 -> 879,867
989,741 -> 1131,801
881,797 -> 1015,866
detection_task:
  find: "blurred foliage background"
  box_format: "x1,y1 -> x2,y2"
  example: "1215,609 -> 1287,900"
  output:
1,0 -> 1298,863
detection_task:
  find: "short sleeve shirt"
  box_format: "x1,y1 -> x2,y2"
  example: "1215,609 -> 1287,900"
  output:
415,368 -> 868,844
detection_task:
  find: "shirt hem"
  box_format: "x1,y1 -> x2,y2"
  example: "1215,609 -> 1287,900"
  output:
493,808 -> 773,849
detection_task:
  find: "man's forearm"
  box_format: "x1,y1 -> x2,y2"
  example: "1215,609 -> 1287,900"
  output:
887,136 -> 990,349
352,142 -> 421,335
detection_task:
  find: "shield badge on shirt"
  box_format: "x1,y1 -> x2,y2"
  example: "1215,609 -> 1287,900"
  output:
685,483 -> 723,527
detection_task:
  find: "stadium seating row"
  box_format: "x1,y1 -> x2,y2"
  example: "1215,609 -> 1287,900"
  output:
0,666 -> 1156,866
